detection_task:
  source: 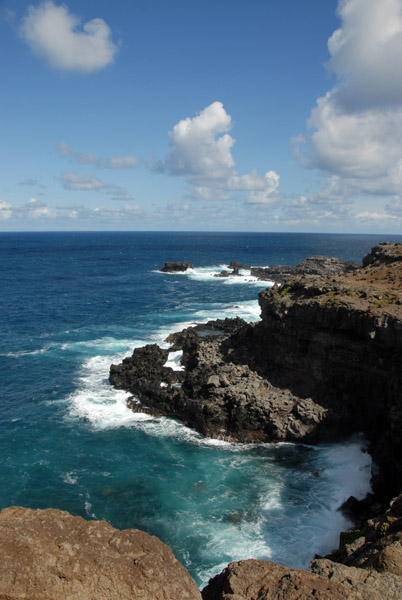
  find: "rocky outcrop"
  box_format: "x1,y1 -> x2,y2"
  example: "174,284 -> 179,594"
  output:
214,255 -> 357,281
202,489 -> 402,599
111,244 -> 402,497
110,318 -> 328,442
0,506 -> 201,600
328,492 -> 402,575
201,557 -> 402,600
160,261 -> 193,272
250,255 -> 358,282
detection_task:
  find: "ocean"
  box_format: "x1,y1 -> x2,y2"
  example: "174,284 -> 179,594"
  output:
1,231 -> 401,588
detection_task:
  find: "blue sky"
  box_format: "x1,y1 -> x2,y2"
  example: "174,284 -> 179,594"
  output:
1,0 -> 402,233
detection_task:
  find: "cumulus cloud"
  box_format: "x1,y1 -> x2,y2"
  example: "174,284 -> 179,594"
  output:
19,1 -> 118,73
166,101 -> 235,180
166,101 -> 280,205
296,0 -> 402,211
328,0 -> 402,111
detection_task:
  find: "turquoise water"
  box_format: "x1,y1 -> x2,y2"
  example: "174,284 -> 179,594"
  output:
1,231 -> 399,587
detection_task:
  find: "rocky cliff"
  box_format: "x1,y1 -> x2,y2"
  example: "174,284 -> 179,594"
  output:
3,243 -> 402,600
110,243 -> 402,500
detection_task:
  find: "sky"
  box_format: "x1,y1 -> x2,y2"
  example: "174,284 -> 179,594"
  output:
1,0 -> 402,233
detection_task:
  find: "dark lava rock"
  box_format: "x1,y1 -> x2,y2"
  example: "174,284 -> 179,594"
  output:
250,255 -> 358,283
160,261 -> 193,272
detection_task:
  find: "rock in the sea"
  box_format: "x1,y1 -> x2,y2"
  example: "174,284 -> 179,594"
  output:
250,255 -> 358,283
160,261 -> 193,272
0,506 -> 201,600
201,558 -> 402,600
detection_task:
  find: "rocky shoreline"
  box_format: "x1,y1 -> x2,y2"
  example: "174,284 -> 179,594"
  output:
111,243 -> 402,499
2,243 -> 402,599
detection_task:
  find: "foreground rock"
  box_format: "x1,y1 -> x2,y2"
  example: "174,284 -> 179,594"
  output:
0,506 -> 201,600
202,557 -> 402,600
160,261 -> 193,272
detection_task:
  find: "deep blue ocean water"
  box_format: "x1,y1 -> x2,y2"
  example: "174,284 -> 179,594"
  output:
1,231 -> 401,587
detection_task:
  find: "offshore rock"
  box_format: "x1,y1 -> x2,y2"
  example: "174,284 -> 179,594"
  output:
160,261 -> 193,272
0,506 -> 201,600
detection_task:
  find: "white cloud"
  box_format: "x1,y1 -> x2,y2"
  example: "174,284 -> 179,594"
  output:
26,198 -> 53,218
329,0 -> 402,111
355,211 -> 399,222
18,178 -> 46,188
58,141 -> 101,166
19,1 -> 118,73
297,0 -> 402,210
165,101 -> 280,206
58,141 -> 139,169
61,171 -> 107,191
166,101 -> 235,180
0,201 -> 12,220
106,155 -> 139,169
60,170 -> 134,201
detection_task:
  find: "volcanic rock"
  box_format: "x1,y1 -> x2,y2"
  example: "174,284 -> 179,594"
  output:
160,261 -> 193,272
250,255 -> 358,283
0,506 -> 201,600
112,243 -> 402,497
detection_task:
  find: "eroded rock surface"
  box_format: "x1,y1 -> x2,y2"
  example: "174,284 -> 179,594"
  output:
201,557 -> 402,600
0,506 -> 201,600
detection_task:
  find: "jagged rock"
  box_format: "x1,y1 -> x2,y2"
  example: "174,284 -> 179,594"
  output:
201,558 -> 402,600
333,492 -> 402,576
250,255 -> 358,283
362,242 -> 402,267
160,261 -> 193,272
0,506 -> 201,600
111,244 -> 402,476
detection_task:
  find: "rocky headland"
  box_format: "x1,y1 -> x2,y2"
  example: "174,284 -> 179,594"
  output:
111,243 -> 402,499
3,243 -> 402,600
214,255 -> 358,281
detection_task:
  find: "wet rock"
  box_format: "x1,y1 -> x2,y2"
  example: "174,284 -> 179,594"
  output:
160,261 -> 193,272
